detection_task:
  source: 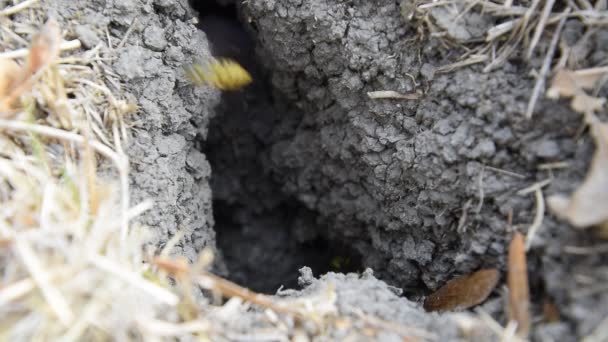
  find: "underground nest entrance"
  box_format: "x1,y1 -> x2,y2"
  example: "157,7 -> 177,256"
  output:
190,0 -> 362,294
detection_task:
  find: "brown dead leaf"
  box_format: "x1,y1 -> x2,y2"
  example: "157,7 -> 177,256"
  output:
547,121 -> 608,227
507,232 -> 530,338
423,268 -> 499,312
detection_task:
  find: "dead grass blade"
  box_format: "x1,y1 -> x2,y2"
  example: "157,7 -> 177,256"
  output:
525,7 -> 569,118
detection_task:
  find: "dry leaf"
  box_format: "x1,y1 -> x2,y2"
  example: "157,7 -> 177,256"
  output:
547,67 -> 608,100
424,268 -> 499,312
572,66 -> 608,89
547,69 -> 578,99
548,121 -> 608,227
507,232 -> 530,338
571,92 -> 606,114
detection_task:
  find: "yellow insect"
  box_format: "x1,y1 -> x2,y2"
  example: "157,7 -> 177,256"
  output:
185,58 -> 252,91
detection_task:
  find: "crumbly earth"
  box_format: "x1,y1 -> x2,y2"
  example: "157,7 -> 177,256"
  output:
47,0 -> 220,263
40,0 -> 607,339
238,0 -> 607,337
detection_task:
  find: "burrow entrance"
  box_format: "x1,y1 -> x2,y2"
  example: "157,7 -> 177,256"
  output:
190,0 -> 362,294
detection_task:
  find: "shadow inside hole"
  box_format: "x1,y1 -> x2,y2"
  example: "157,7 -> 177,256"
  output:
190,0 -> 363,293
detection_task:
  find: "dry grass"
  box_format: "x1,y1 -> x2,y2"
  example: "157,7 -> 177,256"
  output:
411,0 -> 608,116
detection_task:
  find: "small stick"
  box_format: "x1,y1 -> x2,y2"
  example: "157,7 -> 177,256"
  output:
526,0 -> 556,60
525,8 -> 570,118
0,39 -> 81,59
507,232 -> 531,338
116,17 -> 139,50
517,178 -> 551,195
367,90 -> 422,100
436,54 -> 488,74
525,188 -> 545,250
197,272 -> 304,319
537,161 -> 570,170
485,165 -> 526,179
476,165 -> 485,213
0,0 -> 39,16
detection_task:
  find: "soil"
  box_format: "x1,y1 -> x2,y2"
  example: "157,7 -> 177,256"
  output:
45,0 -> 607,339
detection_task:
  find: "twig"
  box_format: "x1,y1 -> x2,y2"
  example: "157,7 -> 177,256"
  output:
485,165 -> 526,179
0,277 -> 35,306
526,0 -> 556,60
476,165 -> 485,213
517,178 -> 551,195
486,20 -> 516,41
525,8 -> 570,118
0,39 -> 81,59
457,199 -> 473,233
0,0 -> 39,16
116,17 -> 139,50
197,272 -> 304,319
537,161 -> 570,170
507,232 -> 530,338
367,90 -> 422,100
524,188 -> 545,250
436,54 -> 488,74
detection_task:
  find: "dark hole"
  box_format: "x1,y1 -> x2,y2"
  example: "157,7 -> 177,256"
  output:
189,0 -> 363,293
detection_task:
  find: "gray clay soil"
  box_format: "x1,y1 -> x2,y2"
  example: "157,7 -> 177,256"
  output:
45,0 -> 608,340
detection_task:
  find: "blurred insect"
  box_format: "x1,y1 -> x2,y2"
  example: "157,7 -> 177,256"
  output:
184,58 -> 252,91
